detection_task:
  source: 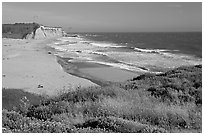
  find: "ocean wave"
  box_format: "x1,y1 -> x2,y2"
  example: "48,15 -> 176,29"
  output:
89,51 -> 108,56
102,51 -> 201,69
161,52 -> 201,61
90,42 -> 125,48
54,42 -> 60,45
53,38 -> 69,45
57,38 -> 70,42
134,47 -> 170,53
84,34 -> 100,37
52,46 -> 68,52
69,57 -> 93,62
79,41 -> 91,44
49,36 -> 201,74
89,61 -> 149,73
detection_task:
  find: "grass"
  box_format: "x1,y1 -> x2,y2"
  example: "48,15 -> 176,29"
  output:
2,65 -> 202,133
2,88 -> 44,111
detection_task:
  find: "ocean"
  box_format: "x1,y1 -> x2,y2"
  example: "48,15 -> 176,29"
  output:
49,32 -> 202,74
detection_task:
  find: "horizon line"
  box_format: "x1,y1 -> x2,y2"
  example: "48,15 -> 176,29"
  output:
66,31 -> 202,33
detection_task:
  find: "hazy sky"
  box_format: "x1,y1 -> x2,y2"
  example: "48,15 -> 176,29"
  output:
2,2 -> 202,32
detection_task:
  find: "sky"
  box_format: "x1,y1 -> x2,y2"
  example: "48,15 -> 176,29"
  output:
2,2 -> 202,32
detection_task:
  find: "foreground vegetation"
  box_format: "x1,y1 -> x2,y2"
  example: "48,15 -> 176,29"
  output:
2,65 -> 202,133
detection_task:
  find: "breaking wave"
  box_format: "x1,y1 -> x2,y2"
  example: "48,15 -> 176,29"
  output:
48,36 -> 202,74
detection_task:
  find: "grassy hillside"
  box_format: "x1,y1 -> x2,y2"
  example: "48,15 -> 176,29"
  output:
2,23 -> 40,39
2,65 -> 202,133
2,88 -> 44,111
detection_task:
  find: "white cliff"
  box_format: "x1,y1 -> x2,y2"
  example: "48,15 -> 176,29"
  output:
24,25 -> 64,39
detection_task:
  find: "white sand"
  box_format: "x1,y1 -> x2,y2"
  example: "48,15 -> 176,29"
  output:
2,38 -> 96,97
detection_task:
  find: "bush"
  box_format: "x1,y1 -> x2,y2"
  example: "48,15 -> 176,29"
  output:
2,109 -> 71,133
27,105 -> 53,120
76,116 -> 167,133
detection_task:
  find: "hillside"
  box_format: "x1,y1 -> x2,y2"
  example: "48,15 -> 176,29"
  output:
2,65 -> 202,133
2,23 -> 40,39
2,23 -> 64,39
121,65 -> 202,106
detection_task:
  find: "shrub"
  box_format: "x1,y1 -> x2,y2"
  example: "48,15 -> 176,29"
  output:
27,105 -> 53,120
57,86 -> 117,103
2,109 -> 72,133
76,116 -> 167,133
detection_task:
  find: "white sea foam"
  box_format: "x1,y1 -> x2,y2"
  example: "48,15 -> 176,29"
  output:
69,57 -> 93,62
58,39 -> 70,42
53,46 -> 68,52
89,61 -> 149,73
54,42 -> 60,45
102,51 -> 202,69
160,52 -> 200,61
79,41 -> 91,44
85,34 -> 100,37
90,42 -> 125,48
89,51 -> 108,56
134,47 -> 170,53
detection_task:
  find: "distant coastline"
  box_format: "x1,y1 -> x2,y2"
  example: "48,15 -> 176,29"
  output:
2,22 -> 65,39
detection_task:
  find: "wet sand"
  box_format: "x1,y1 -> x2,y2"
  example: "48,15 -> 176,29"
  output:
57,56 -> 140,86
2,38 -> 97,97
79,67 -> 140,82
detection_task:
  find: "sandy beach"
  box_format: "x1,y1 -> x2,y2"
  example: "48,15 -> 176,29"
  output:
2,38 -> 97,97
54,37 -> 141,86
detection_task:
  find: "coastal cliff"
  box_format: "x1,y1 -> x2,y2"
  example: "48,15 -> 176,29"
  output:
2,23 -> 40,39
24,25 -> 63,39
2,23 -> 65,39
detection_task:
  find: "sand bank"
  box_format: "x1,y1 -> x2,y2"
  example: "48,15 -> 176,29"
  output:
2,38 -> 96,97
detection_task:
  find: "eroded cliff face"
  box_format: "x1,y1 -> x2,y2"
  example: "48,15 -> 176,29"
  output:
25,25 -> 63,39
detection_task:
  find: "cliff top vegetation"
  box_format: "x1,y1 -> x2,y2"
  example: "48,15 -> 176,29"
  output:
2,22 -> 40,39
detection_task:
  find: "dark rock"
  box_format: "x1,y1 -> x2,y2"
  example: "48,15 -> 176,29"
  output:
38,84 -> 43,88
76,50 -> 82,53
195,65 -> 202,68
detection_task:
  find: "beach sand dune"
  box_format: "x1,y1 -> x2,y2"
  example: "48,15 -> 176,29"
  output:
2,38 -> 96,97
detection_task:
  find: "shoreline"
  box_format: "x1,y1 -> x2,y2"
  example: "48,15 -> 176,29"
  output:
3,35 -> 201,97
50,35 -> 202,82
50,36 -> 145,86
56,55 -> 141,87
56,56 -> 112,86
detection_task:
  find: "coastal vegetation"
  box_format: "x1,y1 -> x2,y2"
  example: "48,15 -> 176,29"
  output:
2,23 -> 40,39
2,65 -> 202,133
